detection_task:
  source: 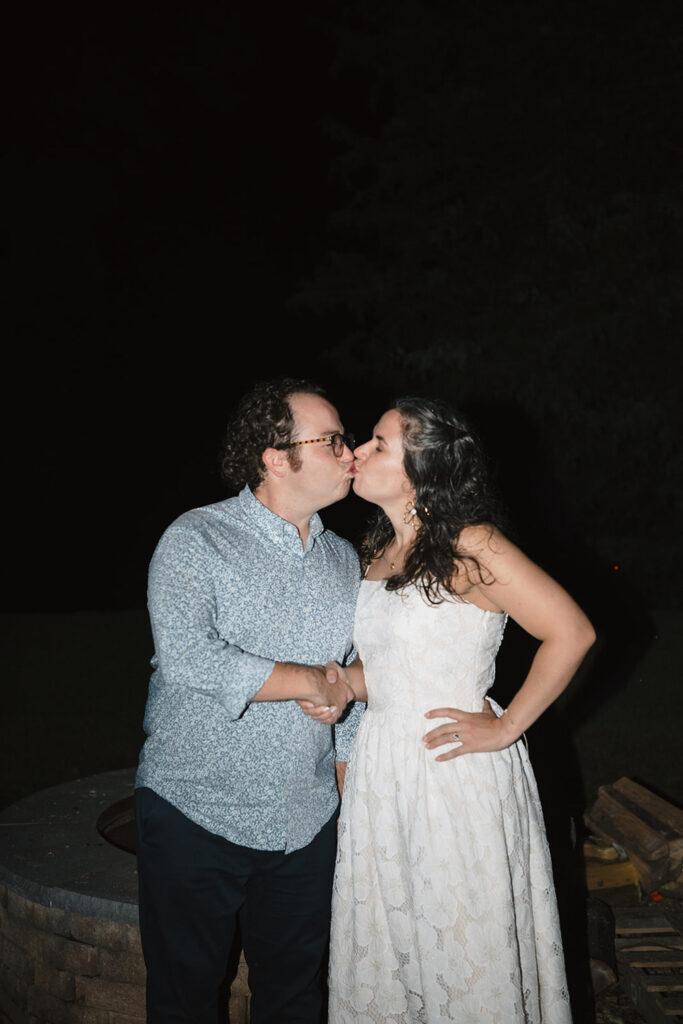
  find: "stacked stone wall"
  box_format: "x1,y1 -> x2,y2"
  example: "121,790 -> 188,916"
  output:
0,883 -> 250,1024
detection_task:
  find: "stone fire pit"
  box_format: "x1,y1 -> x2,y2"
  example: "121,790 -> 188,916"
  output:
0,768 -> 249,1023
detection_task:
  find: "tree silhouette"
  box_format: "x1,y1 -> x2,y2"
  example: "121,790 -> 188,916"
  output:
293,0 -> 682,603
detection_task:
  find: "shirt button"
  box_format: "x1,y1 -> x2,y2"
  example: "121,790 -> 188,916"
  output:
304,606 -> 311,613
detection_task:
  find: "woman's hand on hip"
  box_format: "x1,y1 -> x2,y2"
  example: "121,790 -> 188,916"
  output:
422,703 -> 518,760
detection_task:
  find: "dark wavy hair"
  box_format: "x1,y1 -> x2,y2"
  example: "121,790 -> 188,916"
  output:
220,378 -> 326,492
360,397 -> 507,603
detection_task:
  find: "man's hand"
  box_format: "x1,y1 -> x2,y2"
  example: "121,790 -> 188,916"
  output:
297,662 -> 353,724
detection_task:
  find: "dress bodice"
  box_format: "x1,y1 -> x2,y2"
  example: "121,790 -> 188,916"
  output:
355,579 -> 507,718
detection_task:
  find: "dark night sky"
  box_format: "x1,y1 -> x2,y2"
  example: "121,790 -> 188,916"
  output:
7,2 -> 350,611
5,0 -> 682,614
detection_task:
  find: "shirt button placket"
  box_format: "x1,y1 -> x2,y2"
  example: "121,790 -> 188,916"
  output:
302,555 -> 313,617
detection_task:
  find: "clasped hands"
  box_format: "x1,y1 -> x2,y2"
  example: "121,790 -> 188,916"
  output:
296,663 -> 356,725
299,662 -> 519,757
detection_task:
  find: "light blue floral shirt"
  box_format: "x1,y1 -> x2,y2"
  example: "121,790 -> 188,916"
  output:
136,486 -> 363,852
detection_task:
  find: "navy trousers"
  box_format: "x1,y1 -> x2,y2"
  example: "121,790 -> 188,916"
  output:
135,787 -> 337,1024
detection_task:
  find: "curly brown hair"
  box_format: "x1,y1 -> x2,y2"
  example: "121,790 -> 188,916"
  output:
220,378 -> 327,492
360,397 -> 508,602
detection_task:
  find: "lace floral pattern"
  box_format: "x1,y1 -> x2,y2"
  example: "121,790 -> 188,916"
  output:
328,581 -> 572,1023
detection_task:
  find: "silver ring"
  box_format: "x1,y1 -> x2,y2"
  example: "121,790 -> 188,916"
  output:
452,732 -> 460,742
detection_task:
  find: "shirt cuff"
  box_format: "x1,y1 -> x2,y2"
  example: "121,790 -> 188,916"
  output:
333,700 -> 366,762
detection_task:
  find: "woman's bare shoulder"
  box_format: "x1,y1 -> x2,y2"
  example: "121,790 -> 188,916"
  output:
457,523 -> 508,558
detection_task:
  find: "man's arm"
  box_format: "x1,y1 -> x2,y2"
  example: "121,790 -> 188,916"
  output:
149,523 -> 354,719
251,661 -> 354,714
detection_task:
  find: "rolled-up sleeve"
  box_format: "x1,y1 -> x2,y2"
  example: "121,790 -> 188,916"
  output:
148,525 -> 275,720
334,697 -> 366,762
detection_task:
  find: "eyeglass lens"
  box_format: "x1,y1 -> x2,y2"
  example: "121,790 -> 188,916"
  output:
332,433 -> 355,455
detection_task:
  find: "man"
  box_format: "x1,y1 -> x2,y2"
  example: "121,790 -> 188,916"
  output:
135,378 -> 363,1023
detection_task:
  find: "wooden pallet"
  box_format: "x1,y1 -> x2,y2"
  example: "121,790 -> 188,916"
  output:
585,778 -> 683,893
584,837 -> 641,902
615,906 -> 683,1022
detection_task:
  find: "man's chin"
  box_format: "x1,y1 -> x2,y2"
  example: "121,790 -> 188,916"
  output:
317,479 -> 354,512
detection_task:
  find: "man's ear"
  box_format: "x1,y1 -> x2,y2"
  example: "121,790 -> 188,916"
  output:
261,447 -> 290,479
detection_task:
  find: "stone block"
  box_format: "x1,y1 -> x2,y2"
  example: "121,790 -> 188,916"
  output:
6,891 -> 32,925
0,961 -> 29,1011
67,914 -> 128,952
99,949 -> 146,986
27,984 -> 79,1024
0,906 -> 42,959
43,932 -> 99,977
228,993 -> 250,1024
230,958 -> 250,997
75,977 -> 145,1017
0,982 -> 32,1024
70,1007 -> 144,1024
71,1011 -> 119,1024
34,960 -> 77,1002
74,1012 -> 143,1024
31,901 -> 70,937
124,927 -> 142,955
76,1012 -> 113,1024
0,933 -> 34,983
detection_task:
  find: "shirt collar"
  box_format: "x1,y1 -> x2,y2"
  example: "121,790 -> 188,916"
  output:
238,485 -> 324,551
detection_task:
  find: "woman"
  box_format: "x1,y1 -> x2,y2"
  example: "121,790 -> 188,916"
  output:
305,397 -> 595,1023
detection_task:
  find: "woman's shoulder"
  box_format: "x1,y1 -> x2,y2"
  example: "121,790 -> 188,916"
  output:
452,523 -> 520,596
457,522 -> 507,558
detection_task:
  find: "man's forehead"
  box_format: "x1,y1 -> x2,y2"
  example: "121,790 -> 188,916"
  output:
289,392 -> 342,432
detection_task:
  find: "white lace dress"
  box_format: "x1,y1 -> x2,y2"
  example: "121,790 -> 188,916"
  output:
328,580 -> 572,1023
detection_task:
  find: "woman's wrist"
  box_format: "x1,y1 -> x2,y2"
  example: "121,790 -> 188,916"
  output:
340,668 -> 356,699
344,660 -> 367,702
500,707 -> 522,742
323,661 -> 356,699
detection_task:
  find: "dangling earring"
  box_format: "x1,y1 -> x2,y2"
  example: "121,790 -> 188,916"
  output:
403,500 -> 420,531
403,499 -> 430,530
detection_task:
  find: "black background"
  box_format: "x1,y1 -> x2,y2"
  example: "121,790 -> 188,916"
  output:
6,0 -> 682,615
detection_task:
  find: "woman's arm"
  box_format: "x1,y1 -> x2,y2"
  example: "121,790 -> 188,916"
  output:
423,526 -> 595,760
331,658 -> 367,701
